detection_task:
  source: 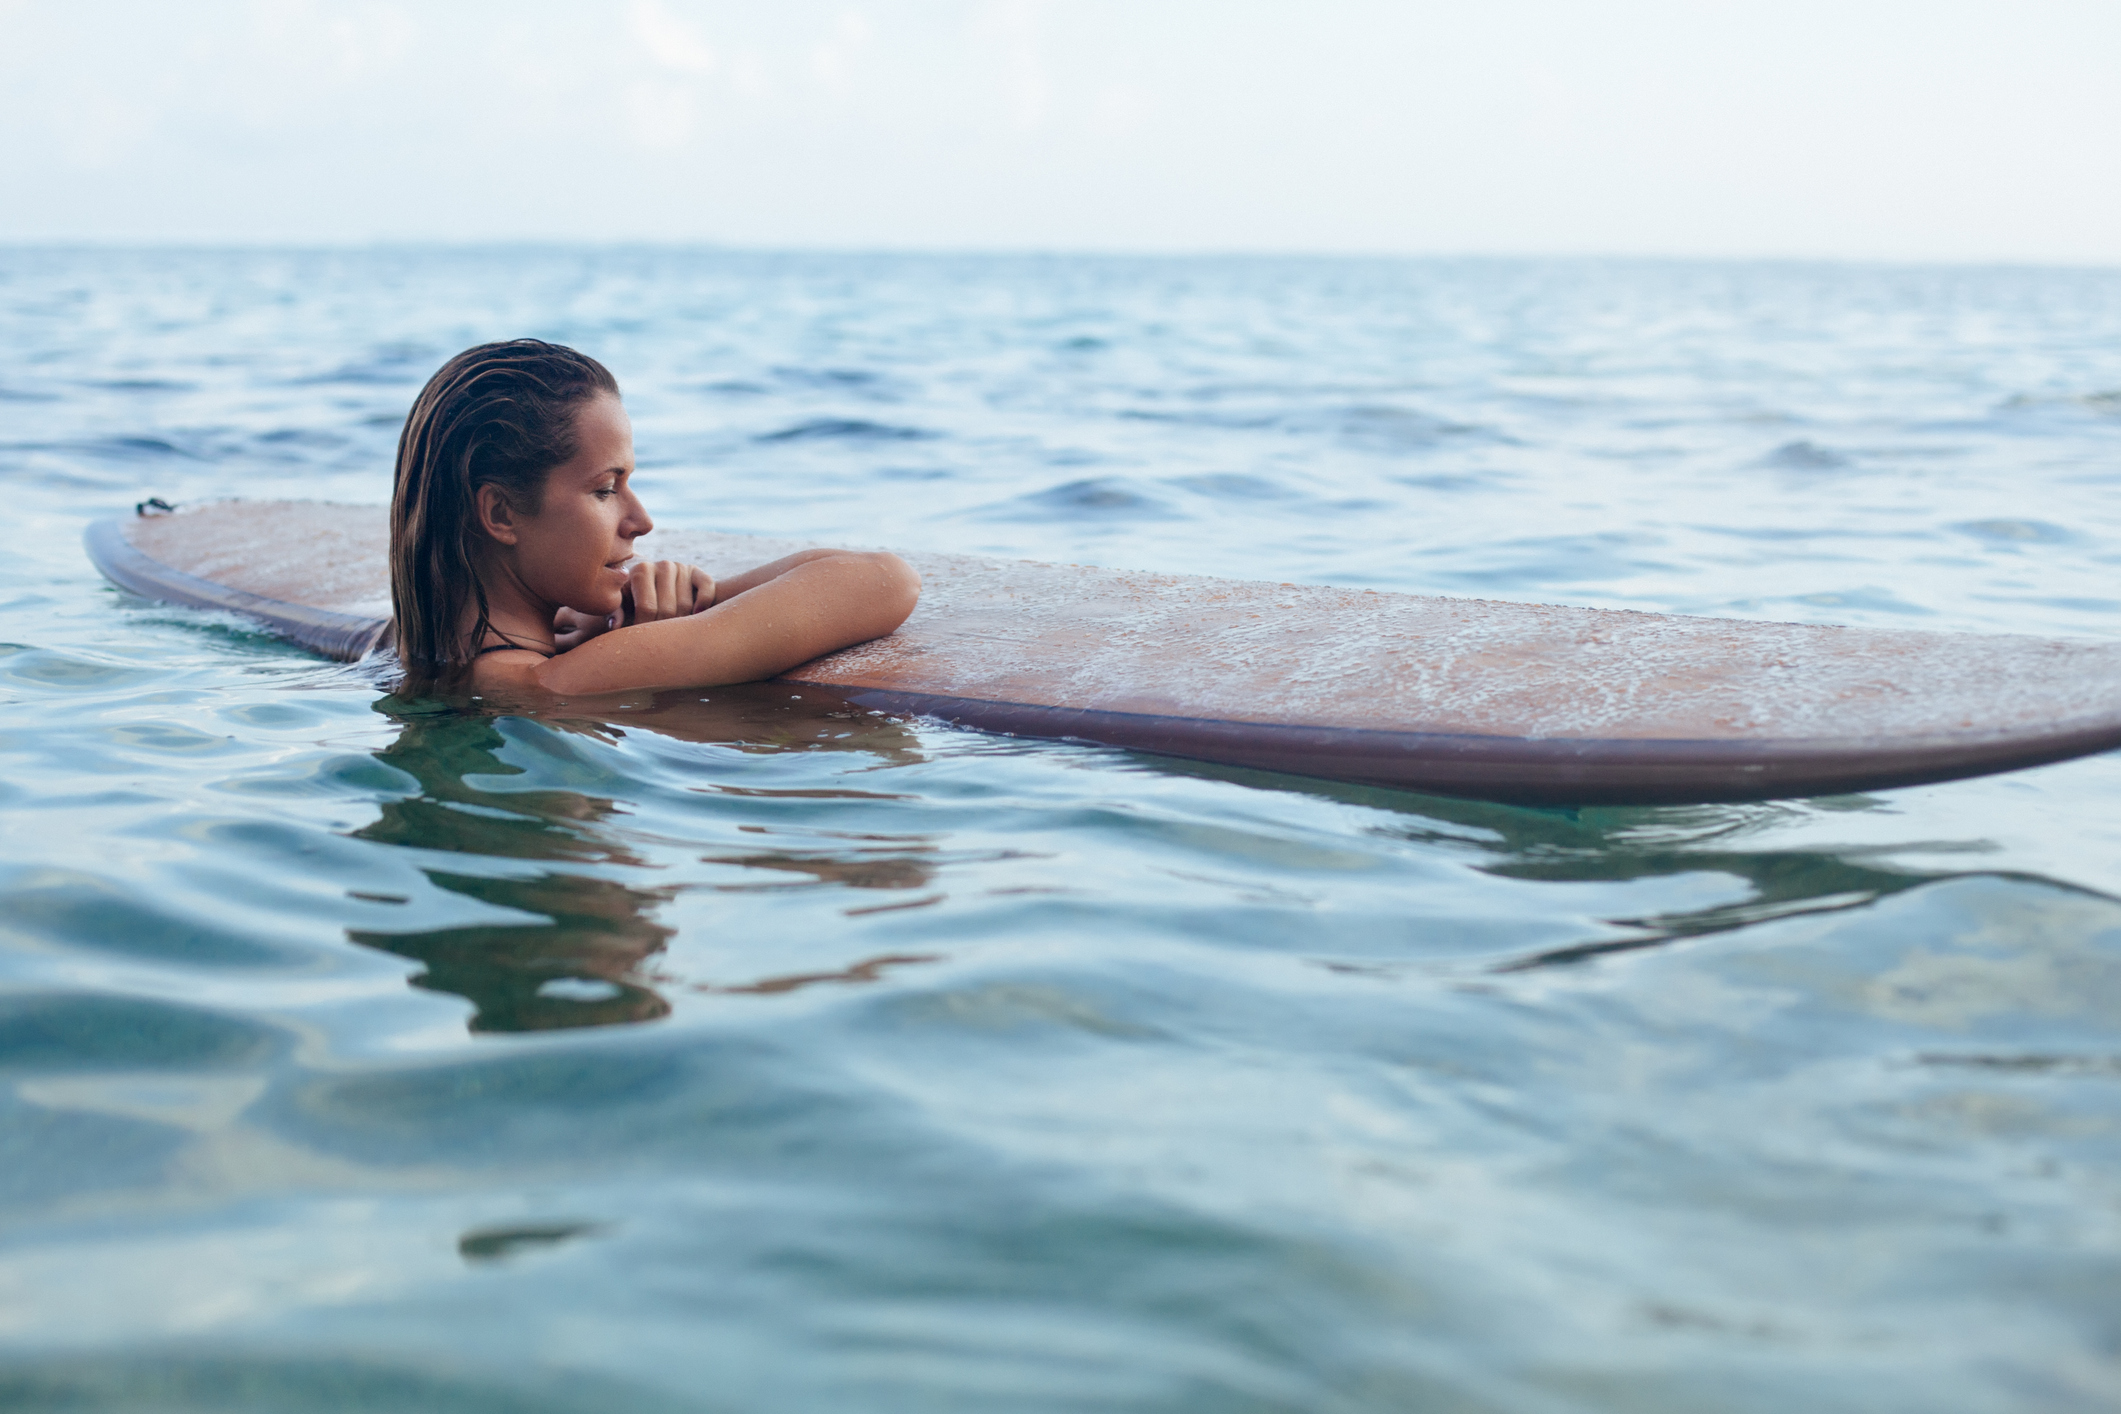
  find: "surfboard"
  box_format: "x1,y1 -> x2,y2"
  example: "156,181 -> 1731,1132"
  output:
85,500 -> 2121,806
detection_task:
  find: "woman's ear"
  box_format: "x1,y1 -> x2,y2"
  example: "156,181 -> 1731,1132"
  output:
474,483 -> 520,546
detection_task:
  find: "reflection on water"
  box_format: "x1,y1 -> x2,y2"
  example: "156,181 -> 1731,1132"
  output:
1400,794 -> 1956,970
343,693 -> 2051,1030
696,951 -> 940,996
701,845 -> 938,893
344,686 -> 938,1032
1147,755 -> 1993,974
348,709 -> 675,1032
458,1220 -> 608,1264
349,869 -> 677,1033
469,681 -> 930,767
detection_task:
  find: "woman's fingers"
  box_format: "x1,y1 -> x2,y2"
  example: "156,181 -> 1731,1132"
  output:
626,561 -> 654,624
626,561 -> 712,622
551,605 -> 618,652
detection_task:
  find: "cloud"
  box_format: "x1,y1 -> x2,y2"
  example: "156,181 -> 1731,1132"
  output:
625,80 -> 696,149
809,9 -> 873,92
322,6 -> 415,78
1088,84 -> 1151,139
630,0 -> 717,76
973,0 -> 1049,129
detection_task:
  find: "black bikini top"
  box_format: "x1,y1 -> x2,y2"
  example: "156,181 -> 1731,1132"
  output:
473,639 -> 555,659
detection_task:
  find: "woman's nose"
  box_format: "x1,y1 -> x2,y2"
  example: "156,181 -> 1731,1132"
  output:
622,488 -> 653,539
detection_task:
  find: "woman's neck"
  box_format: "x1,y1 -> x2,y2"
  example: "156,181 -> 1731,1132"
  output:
469,555 -> 558,654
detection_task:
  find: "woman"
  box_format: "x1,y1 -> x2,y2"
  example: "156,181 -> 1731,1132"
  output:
390,339 -> 919,695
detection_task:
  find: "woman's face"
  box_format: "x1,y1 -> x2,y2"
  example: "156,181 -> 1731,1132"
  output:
502,393 -> 653,616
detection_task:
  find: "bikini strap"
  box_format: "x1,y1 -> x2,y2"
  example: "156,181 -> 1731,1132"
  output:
473,639 -> 556,659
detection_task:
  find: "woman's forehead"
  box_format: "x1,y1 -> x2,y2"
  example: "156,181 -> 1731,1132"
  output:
567,396 -> 634,470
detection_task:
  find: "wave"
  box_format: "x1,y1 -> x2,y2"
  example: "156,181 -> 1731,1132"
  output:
1758,439 -> 1851,470
977,476 -> 1176,521
1123,401 -> 1494,454
756,418 -> 937,444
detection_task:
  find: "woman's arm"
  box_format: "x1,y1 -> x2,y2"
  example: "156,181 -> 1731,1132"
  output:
554,551 -> 863,650
552,560 -> 716,650
710,548 -> 854,602
531,550 -> 919,695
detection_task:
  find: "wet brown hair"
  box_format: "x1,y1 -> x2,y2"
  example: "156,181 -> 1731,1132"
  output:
389,339 -> 619,688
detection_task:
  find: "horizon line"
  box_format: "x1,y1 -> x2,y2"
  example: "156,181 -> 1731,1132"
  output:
3,238 -> 2117,274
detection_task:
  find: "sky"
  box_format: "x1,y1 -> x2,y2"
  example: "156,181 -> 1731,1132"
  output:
2,0 -> 2117,264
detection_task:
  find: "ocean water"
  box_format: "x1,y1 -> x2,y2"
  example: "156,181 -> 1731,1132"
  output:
2,247 -> 2120,1412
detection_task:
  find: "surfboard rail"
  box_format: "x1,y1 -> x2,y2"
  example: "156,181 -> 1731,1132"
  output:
83,502 -> 2121,806
86,515 -> 393,662
814,688 -> 2121,806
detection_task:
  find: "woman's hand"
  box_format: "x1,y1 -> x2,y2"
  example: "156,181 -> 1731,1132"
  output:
621,560 -> 716,626
552,605 -> 616,653
552,560 -> 713,652
531,549 -> 919,696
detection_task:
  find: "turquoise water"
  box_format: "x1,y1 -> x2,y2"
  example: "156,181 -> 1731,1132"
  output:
3,248 -> 2120,1411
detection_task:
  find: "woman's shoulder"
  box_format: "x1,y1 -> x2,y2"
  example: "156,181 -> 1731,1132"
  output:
464,638 -> 558,693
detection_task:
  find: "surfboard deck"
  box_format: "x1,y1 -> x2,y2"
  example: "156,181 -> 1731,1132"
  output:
86,500 -> 2121,806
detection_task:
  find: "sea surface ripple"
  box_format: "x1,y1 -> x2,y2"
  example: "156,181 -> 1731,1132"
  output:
2,248 -> 2120,1412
